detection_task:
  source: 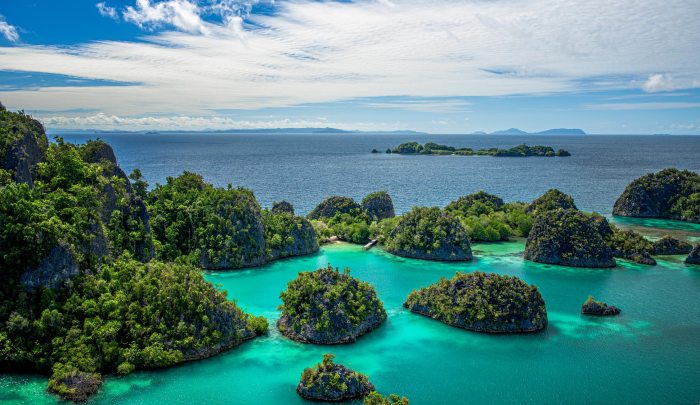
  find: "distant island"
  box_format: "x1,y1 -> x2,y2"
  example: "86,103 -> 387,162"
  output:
487,128 -> 586,136
378,142 -> 571,157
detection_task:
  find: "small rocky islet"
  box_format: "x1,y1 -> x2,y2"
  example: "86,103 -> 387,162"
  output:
581,296 -> 621,316
404,272 -> 548,333
277,265 -> 387,344
297,354 -> 375,401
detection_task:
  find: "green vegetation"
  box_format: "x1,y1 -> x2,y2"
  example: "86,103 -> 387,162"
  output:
307,196 -> 361,220
524,209 -> 616,268
581,295 -> 621,316
445,191 -> 533,241
0,108 -> 270,401
297,353 -> 375,401
384,206 -> 473,260
613,168 -> 700,223
361,191 -> 395,220
603,226 -> 655,264
404,271 -> 547,333
386,142 -> 570,157
262,209 -> 319,259
271,200 -> 295,215
278,265 -> 386,344
365,392 -> 410,405
527,189 -> 577,214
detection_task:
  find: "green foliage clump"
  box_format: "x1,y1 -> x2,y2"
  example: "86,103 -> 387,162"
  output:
0,108 -> 48,165
307,196 -> 361,220
445,192 -> 534,242
404,271 -> 547,332
297,353 -> 375,401
147,172 -> 267,269
527,189 -> 577,214
262,209 -> 318,259
384,207 -> 472,260
326,211 -> 372,244
278,265 -> 386,343
361,191 -> 395,220
365,392 -> 410,405
271,200 -> 295,215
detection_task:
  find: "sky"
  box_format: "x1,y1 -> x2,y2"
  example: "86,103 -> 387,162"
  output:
0,0 -> 699,134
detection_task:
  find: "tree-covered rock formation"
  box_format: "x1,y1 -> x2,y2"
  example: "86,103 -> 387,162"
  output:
524,209 -> 616,268
147,172 -> 268,269
278,265 -> 386,344
361,191 -> 395,220
297,354 -> 375,401
263,209 -> 319,260
581,296 -> 621,316
384,207 -> 473,261
272,200 -> 294,215
651,235 -> 693,255
0,108 -> 48,186
404,272 -> 547,333
445,192 -> 534,242
603,226 -> 656,265
1,108 -> 269,401
527,189 -> 577,214
364,391 -> 410,405
308,196 -> 361,220
613,168 -> 700,223
686,245 -> 700,265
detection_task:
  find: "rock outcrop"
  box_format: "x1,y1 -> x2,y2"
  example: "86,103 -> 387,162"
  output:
297,354 -> 374,401
651,235 -> 693,255
0,111 -> 48,186
686,245 -> 700,265
603,228 -> 656,265
307,196 -> 361,220
526,189 -> 577,214
361,191 -> 395,220
404,271 -> 547,333
445,191 -> 505,214
613,168 -> 700,223
384,207 -> 472,261
48,367 -> 103,402
20,244 -> 79,292
524,209 -> 615,268
581,296 -> 621,316
264,212 -> 319,260
271,200 -> 295,215
278,265 -> 386,344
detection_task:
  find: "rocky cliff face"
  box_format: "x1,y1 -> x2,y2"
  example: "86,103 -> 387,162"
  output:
581,296 -> 621,316
686,245 -> 700,265
613,168 -> 700,223
266,214 -> 319,260
307,196 -> 361,220
20,244 -> 79,292
524,209 -> 615,268
361,191 -> 395,220
651,235 -> 693,255
1,112 -> 48,186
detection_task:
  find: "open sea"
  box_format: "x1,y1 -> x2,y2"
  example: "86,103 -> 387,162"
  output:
2,133 -> 699,404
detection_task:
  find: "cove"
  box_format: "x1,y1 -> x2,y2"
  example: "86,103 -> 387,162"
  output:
3,240 -> 699,404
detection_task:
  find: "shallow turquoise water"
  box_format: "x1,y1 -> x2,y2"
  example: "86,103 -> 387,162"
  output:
3,240 -> 700,404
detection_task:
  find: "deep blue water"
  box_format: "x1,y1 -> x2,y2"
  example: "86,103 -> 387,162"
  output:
59,133 -> 700,216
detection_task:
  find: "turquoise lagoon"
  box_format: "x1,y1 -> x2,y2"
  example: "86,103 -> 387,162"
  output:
3,234 -> 700,404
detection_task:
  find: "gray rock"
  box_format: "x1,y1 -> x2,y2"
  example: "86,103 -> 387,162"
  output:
686,245 -> 700,265
21,244 -> 79,292
652,235 -> 693,255
2,130 -> 44,186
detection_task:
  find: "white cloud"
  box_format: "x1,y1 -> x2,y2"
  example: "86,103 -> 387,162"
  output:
1,0 -> 700,122
96,2 -> 119,20
641,73 -> 679,92
0,15 -> 19,42
123,0 -> 208,34
39,112 -> 399,131
585,102 -> 700,111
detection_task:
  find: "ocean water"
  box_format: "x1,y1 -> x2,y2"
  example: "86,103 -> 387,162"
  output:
2,133 -> 700,404
3,242 -> 700,404
57,133 -> 700,216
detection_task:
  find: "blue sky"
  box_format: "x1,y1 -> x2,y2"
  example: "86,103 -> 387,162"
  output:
1,0 -> 699,134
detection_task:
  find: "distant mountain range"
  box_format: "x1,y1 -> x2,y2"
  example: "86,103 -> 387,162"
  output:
48,126 -> 585,135
486,128 -> 586,135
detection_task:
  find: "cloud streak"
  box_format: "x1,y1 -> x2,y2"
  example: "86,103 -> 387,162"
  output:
1,0 -> 699,122
0,15 -> 19,42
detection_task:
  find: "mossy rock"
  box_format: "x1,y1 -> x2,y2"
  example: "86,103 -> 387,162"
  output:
48,365 -> 102,402
527,189 -> 577,214
613,168 -> 700,223
651,235 -> 693,255
686,245 -> 700,265
524,209 -> 615,268
278,265 -> 386,344
0,109 -> 48,186
361,191 -> 395,220
604,227 -> 656,265
297,354 -> 374,401
384,207 -> 472,261
445,191 -> 504,214
308,196 -> 361,220
263,211 -> 319,260
404,271 -> 547,333
271,200 -> 295,215
581,296 -> 621,316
